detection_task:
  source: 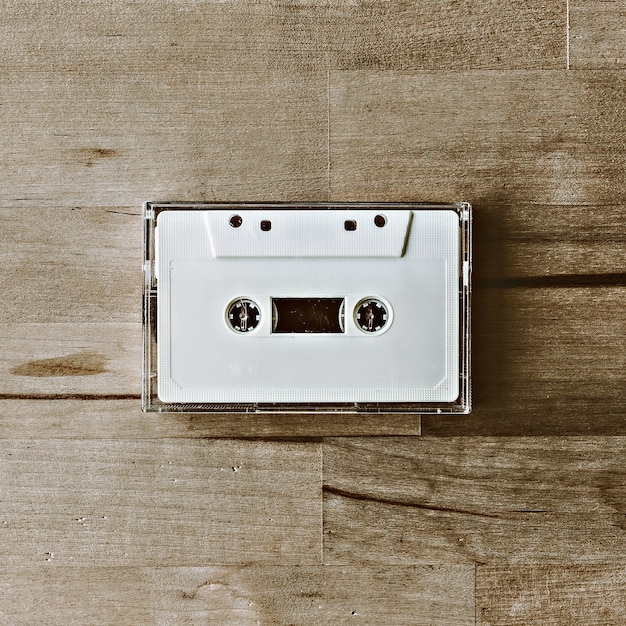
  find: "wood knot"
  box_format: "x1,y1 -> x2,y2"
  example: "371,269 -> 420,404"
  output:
10,352 -> 107,377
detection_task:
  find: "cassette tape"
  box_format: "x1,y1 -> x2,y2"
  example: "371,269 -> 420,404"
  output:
142,202 -> 471,414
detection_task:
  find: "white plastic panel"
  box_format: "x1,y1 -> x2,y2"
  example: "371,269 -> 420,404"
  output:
154,208 -> 461,404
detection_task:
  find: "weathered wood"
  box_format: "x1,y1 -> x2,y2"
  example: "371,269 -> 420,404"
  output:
324,1 -> 565,70
424,286 -> 626,436
0,399 -> 421,438
323,437 -> 626,564
0,70 -> 328,208
0,565 -> 474,625
0,0 -> 565,72
329,70 -> 626,206
0,208 -> 141,323
3,202 -> 624,324
0,323 -> 140,396
471,204 -> 626,281
477,566 -> 626,624
5,283 -> 624,436
0,440 -> 321,565
570,0 -> 626,68
0,0 -> 326,72
2,0 -> 626,621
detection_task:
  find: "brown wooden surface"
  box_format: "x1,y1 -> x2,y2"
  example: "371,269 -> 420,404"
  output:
1,565 -> 474,625
324,437 -> 626,564
570,0 -> 626,68
0,0 -> 565,72
477,566 -> 626,624
2,0 -> 625,623
1,440 -> 320,565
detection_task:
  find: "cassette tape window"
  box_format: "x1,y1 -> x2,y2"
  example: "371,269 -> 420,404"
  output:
143,202 -> 471,414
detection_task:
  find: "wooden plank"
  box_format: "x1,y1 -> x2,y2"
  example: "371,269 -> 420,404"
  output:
0,322 -> 420,435
0,440 -> 321,565
0,323 -> 140,396
471,204 -> 626,281
323,437 -> 626,564
0,0 -> 327,73
0,207 -> 140,323
0,565 -> 474,625
324,1 -> 566,70
477,565 -> 626,624
329,71 -> 626,207
3,203 -> 624,324
5,283 -> 625,436
570,0 -> 626,68
0,400 -> 421,439
0,0 -> 565,73
0,70 -> 328,208
424,286 -> 626,436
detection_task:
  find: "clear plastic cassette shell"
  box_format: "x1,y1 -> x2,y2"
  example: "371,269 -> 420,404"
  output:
143,202 -> 472,414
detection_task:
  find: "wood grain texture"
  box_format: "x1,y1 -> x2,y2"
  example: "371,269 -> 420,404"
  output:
570,0 -> 626,68
424,286 -> 626,436
0,70 -> 328,208
0,207 -> 140,323
2,0 -> 626,621
470,204 -> 626,281
0,565 -> 474,625
311,0 -> 565,70
0,323 -> 140,396
0,0 -> 325,72
0,0 -> 566,72
329,70 -> 626,206
0,440 -> 320,565
477,566 -> 626,625
323,437 -> 626,564
0,321 -> 420,436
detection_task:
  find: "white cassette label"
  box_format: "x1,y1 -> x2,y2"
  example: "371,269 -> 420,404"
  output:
155,209 -> 460,404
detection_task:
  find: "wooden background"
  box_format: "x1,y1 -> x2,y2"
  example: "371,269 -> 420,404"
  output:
1,1 -> 625,623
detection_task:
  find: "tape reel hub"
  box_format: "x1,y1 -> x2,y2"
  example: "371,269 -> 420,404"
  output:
226,298 -> 260,333
354,297 -> 390,333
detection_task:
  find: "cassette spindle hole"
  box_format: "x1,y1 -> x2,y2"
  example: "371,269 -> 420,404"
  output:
344,219 -> 357,231
354,298 -> 390,333
374,214 -> 387,227
226,298 -> 260,333
229,214 -> 243,228
260,220 -> 272,231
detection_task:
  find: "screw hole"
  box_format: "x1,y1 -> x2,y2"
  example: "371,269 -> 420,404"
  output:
260,220 -> 271,231
229,214 -> 242,228
344,219 -> 357,231
374,214 -> 387,227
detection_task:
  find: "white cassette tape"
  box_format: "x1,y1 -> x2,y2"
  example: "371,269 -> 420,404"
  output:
142,202 -> 471,414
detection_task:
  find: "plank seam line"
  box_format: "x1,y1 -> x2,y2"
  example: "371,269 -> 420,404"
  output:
566,0 -> 570,69
0,394 -> 140,401
321,443 -> 325,566
474,563 -> 477,626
